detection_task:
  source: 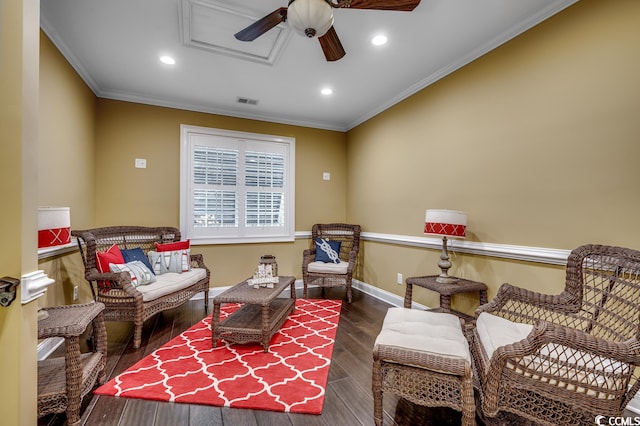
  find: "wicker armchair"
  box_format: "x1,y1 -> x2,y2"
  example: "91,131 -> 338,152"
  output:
72,226 -> 210,349
469,244 -> 640,425
302,223 -> 361,303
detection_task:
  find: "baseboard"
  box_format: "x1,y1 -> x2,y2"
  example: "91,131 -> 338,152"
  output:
351,279 -> 428,310
197,279 -> 427,309
627,393 -> 640,415
37,337 -> 64,361
200,279 -> 425,308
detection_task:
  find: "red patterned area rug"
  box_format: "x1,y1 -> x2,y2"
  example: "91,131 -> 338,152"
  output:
95,299 -> 342,414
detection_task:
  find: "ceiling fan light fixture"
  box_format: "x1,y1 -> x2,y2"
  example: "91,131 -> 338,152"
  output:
288,0 -> 334,39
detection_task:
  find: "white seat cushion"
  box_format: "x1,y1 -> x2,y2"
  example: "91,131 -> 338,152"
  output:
307,260 -> 349,274
476,312 -> 630,399
375,307 -> 470,363
476,312 -> 533,359
136,268 -> 207,302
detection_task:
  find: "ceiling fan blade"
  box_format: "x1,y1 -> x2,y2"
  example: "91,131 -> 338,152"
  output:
234,7 -> 287,41
338,0 -> 420,11
319,26 -> 346,61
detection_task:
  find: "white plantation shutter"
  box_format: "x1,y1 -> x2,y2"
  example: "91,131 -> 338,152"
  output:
245,151 -> 285,227
180,125 -> 295,244
193,147 -> 238,227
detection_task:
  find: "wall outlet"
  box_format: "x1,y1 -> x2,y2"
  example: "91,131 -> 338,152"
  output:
396,273 -> 403,285
135,158 -> 147,168
73,285 -> 78,301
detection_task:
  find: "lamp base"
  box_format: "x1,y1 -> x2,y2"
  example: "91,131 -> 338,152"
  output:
435,236 -> 460,284
436,275 -> 459,284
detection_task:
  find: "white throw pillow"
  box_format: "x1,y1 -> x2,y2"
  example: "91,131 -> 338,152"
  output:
147,249 -> 190,274
109,260 -> 156,286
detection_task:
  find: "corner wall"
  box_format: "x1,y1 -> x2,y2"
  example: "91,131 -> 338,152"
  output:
38,32 -> 97,307
93,99 -> 348,286
346,0 -> 640,310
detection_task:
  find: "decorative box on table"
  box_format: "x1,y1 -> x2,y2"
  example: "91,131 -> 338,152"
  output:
248,255 -> 279,288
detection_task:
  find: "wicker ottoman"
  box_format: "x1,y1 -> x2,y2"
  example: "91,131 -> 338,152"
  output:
372,308 -> 475,426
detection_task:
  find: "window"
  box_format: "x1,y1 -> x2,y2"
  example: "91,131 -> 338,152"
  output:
180,125 -> 295,244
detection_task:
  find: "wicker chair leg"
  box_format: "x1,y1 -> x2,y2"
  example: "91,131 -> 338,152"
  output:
93,312 -> 108,385
65,336 -> 82,426
133,321 -> 143,349
204,289 -> 209,313
346,283 -> 352,304
372,357 -> 384,426
461,370 -> 476,426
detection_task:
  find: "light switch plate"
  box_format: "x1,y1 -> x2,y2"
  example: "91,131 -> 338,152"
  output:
322,172 -> 330,181
135,158 -> 147,169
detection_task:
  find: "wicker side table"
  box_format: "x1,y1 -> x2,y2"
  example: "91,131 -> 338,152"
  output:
405,275 -> 488,321
37,302 -> 107,426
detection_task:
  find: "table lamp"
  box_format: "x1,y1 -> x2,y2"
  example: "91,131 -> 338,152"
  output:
424,209 -> 467,283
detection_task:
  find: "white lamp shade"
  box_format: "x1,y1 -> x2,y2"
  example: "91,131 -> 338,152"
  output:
287,0 -> 334,38
424,209 -> 467,238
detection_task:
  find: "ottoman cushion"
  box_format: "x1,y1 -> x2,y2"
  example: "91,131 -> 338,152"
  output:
374,308 -> 470,364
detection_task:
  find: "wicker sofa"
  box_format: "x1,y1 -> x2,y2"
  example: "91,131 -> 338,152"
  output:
72,226 -> 210,349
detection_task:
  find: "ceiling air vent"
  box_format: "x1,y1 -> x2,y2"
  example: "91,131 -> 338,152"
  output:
237,97 -> 259,106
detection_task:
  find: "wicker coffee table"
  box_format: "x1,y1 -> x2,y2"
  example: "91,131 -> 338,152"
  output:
211,276 -> 296,352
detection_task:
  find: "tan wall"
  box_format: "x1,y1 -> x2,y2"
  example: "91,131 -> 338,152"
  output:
93,99 -> 348,286
38,254 -> 90,307
38,29 -> 347,295
38,32 -> 97,307
36,1 -> 640,312
39,33 -> 96,230
361,240 -> 565,312
27,0 -> 640,420
0,0 -> 40,423
346,0 -> 640,310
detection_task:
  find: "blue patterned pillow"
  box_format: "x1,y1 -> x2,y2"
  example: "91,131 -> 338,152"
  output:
121,248 -> 155,274
315,238 -> 341,264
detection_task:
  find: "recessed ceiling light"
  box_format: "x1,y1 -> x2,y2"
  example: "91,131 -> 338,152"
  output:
371,35 -> 388,46
160,55 -> 176,65
321,88 -> 333,96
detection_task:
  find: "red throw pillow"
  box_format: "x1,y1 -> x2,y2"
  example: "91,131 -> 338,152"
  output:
155,239 -> 190,252
96,244 -> 125,273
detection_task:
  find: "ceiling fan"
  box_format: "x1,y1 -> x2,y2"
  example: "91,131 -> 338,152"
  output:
234,0 -> 421,61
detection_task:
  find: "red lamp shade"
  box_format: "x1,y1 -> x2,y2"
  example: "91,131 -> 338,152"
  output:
38,207 -> 71,248
424,209 -> 467,238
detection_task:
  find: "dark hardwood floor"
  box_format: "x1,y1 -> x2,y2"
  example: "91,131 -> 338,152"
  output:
42,286 -> 621,425
39,287 -> 410,425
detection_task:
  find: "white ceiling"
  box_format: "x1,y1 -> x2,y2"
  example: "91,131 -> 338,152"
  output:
40,0 -> 578,132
